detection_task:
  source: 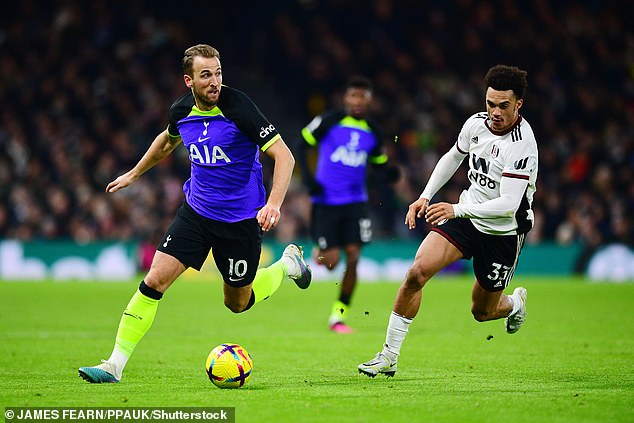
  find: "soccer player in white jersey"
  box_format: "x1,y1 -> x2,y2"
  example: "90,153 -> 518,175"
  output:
358,65 -> 538,377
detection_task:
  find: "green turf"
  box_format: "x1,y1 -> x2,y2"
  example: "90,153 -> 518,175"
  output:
1,276 -> 633,422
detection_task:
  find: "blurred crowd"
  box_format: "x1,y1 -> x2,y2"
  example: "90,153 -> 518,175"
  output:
1,0 -> 633,271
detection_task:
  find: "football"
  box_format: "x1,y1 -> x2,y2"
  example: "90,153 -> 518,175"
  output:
205,343 -> 253,389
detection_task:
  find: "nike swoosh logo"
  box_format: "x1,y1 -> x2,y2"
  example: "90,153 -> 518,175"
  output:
228,277 -> 245,282
123,312 -> 143,320
198,136 -> 210,142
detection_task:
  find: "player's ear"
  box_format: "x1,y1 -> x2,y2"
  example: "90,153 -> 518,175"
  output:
516,98 -> 523,110
184,74 -> 193,88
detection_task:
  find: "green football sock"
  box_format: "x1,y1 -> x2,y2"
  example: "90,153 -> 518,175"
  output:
330,300 -> 349,323
114,289 -> 160,357
251,260 -> 286,305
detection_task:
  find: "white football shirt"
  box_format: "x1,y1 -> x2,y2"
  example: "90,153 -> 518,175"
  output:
422,112 -> 538,235
456,112 -> 538,234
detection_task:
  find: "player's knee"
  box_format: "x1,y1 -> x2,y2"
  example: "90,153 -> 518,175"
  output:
224,299 -> 248,314
345,249 -> 361,265
404,263 -> 432,290
143,277 -> 163,293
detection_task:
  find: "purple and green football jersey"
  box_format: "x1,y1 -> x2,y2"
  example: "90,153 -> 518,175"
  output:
167,86 -> 281,222
301,112 -> 387,205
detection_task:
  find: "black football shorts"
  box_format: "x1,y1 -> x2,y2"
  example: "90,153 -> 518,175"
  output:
311,202 -> 372,250
431,218 -> 526,292
157,201 -> 262,287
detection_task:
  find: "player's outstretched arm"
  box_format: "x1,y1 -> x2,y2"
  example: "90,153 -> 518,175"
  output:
106,130 -> 181,193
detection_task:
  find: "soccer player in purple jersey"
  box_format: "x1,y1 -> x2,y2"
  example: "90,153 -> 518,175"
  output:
79,44 -> 311,383
359,65 -> 537,377
297,76 -> 399,334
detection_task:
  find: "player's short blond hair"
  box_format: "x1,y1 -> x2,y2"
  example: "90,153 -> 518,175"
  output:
183,44 -> 220,76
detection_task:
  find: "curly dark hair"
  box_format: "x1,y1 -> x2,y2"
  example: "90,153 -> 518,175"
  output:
484,65 -> 528,99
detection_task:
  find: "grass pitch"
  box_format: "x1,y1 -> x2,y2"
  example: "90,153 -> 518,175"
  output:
1,276 -> 633,422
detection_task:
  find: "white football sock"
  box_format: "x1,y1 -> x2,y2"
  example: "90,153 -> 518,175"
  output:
382,311 -> 413,362
280,256 -> 296,278
507,292 -> 521,317
107,349 -> 129,379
